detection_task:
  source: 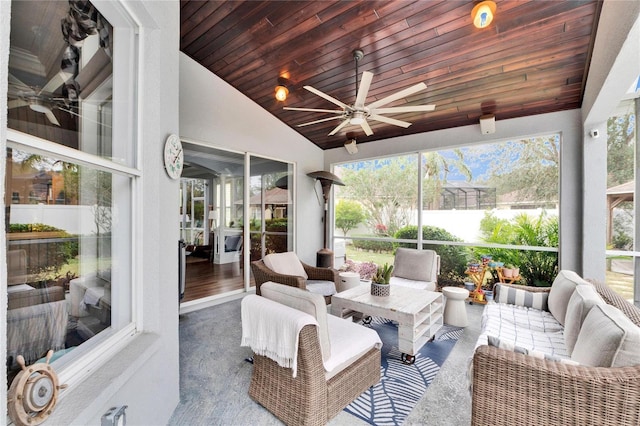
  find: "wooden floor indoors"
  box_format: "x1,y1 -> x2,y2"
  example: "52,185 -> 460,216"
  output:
182,255 -> 254,302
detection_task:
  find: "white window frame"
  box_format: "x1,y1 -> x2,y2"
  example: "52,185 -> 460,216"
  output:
5,0 -> 143,390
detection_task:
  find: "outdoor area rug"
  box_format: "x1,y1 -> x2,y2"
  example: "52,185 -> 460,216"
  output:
344,317 -> 463,426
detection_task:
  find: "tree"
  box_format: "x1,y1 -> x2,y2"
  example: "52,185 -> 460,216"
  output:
335,199 -> 365,236
422,149 -> 471,209
479,136 -> 560,203
337,155 -> 418,235
337,152 -> 472,235
607,112 -> 635,187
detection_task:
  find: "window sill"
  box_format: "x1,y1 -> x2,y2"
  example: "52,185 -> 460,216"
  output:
44,332 -> 162,425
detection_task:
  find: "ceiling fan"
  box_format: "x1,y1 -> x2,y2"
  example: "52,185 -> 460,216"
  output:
284,49 -> 435,136
7,72 -> 68,126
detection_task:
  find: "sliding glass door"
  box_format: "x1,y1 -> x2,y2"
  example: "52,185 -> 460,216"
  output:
249,156 -> 294,262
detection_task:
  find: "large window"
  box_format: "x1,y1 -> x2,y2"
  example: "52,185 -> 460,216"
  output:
6,0 -> 137,386
333,135 -> 560,288
605,98 -> 637,302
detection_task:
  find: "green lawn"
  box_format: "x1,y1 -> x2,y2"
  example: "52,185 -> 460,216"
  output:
606,270 -> 634,301
345,246 -> 394,266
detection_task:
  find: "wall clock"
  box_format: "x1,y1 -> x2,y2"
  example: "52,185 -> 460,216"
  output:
164,134 -> 183,179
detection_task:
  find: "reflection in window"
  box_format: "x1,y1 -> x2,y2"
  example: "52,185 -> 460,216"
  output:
8,0 -> 115,161
5,147 -> 131,383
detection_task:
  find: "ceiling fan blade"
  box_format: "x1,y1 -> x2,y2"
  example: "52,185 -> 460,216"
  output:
8,73 -> 30,90
328,119 -> 350,136
360,120 -> 373,136
44,110 -> 61,126
8,99 -> 28,109
297,116 -> 345,127
372,105 -> 435,114
367,82 -> 428,110
354,71 -> 373,108
40,71 -> 66,95
304,85 -> 349,109
283,107 -> 344,114
369,114 -> 412,128
59,106 -> 113,128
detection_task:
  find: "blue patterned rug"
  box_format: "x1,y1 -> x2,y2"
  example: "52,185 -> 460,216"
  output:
344,318 -> 463,425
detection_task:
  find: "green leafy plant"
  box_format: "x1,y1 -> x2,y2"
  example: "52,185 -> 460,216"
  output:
479,211 -> 558,286
372,263 -> 393,284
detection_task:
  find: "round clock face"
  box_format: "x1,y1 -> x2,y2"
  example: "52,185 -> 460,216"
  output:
164,134 -> 183,179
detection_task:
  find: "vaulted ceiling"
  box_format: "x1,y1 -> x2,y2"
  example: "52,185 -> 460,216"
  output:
180,0 -> 602,150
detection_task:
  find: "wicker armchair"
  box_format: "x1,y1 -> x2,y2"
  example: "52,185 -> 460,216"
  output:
243,283 -> 381,426
251,255 -> 339,304
471,280 -> 640,426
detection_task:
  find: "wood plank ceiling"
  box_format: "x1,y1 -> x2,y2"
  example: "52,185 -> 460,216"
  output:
181,0 -> 601,151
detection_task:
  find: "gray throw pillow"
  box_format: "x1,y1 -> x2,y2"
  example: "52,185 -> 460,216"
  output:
563,284 -> 604,354
571,304 -> 640,367
547,270 -> 589,326
494,284 -> 548,311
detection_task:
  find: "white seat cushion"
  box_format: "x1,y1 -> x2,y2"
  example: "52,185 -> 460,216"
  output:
389,276 -> 436,291
477,302 -> 568,358
263,252 -> 308,279
306,280 -> 337,296
324,314 -> 382,380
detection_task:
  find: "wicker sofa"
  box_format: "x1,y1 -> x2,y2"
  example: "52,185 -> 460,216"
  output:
251,252 -> 339,304
471,270 -> 640,425
241,282 -> 381,426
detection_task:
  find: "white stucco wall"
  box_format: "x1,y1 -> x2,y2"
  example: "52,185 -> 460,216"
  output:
1,1 -> 181,424
325,109 -> 584,274
179,53 -> 325,264
581,1 -> 640,283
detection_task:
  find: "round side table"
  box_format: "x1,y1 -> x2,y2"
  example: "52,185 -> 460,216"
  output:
442,286 -> 470,327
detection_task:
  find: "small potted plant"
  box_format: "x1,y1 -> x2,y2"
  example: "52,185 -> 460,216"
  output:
502,264 -> 515,278
371,263 -> 393,297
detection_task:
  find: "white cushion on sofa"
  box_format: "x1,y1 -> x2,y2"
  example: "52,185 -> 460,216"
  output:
572,304 -> 640,367
476,302 -> 568,357
260,281 -> 330,360
263,252 -> 308,279
548,270 -> 590,326
563,284 -> 604,354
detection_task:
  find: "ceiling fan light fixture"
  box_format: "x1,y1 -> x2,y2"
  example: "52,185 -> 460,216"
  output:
350,111 -> 365,125
472,1 -> 496,29
275,77 -> 289,101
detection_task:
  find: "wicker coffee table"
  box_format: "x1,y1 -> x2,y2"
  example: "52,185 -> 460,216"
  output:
331,284 -> 444,364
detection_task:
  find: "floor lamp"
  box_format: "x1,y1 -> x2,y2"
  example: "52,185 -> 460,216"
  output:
307,171 -> 344,267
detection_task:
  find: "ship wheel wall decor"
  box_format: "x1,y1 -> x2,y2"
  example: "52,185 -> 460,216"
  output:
8,350 -> 67,426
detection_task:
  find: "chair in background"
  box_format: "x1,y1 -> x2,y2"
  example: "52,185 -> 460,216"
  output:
390,247 -> 440,291
250,252 -> 338,304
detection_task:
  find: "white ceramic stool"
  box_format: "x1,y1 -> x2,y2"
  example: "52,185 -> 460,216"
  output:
442,286 -> 470,327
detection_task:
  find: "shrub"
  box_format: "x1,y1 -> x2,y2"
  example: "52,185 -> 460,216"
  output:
351,235 -> 394,252
479,211 -> 558,286
394,225 -> 469,275
8,223 -> 78,279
